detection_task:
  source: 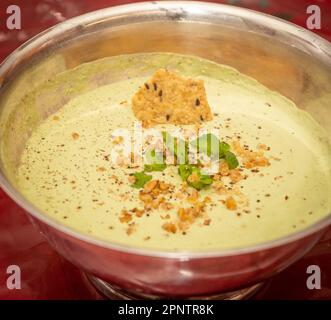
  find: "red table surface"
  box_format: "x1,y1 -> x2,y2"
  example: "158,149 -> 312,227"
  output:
0,0 -> 330,300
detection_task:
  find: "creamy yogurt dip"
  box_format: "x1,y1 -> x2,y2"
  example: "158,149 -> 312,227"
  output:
16,53 -> 331,251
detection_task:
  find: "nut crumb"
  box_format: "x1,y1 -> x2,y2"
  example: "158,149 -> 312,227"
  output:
72,132 -> 79,140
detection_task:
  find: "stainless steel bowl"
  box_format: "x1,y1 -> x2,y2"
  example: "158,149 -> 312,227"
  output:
0,1 -> 330,298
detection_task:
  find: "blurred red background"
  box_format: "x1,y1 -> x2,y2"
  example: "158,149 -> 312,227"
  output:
0,0 -> 330,61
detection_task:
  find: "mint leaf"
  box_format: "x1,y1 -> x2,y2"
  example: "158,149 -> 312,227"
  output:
163,132 -> 239,187
162,131 -> 174,152
131,171 -> 152,188
191,133 -> 218,158
191,133 -> 230,159
176,138 -> 189,164
225,151 -> 239,169
194,175 -> 213,190
191,134 -> 238,168
178,164 -> 193,181
178,164 -> 213,190
219,141 -> 230,158
144,164 -> 166,172
144,149 -> 166,172
162,131 -> 188,164
200,174 -> 213,185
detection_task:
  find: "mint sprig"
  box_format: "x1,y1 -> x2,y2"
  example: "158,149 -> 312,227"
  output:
191,133 -> 238,169
131,171 -> 153,188
178,164 -> 213,190
224,151 -> 239,169
144,149 -> 166,172
162,131 -> 189,164
131,132 -> 239,191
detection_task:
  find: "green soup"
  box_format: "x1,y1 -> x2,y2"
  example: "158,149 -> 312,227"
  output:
16,53 -> 331,251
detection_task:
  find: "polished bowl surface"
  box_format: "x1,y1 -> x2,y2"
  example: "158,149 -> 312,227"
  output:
0,1 -> 330,297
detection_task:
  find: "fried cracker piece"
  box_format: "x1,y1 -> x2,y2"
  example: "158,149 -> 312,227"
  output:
132,69 -> 213,127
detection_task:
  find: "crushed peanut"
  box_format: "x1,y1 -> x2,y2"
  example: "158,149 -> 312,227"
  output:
162,222 -> 177,234
119,210 -> 132,223
72,132 -> 79,140
225,196 -> 237,211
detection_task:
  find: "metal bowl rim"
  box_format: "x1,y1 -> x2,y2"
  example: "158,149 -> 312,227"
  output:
0,1 -> 330,259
